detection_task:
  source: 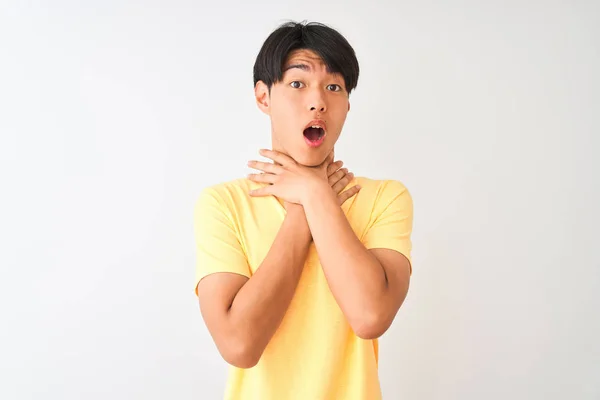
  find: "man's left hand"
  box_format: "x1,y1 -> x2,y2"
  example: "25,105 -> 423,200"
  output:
248,149 -> 349,206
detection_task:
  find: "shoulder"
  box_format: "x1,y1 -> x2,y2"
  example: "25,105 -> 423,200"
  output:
354,177 -> 411,202
350,177 -> 413,218
198,178 -> 252,200
194,177 -> 255,214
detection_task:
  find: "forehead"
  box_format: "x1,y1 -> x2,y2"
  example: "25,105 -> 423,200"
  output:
285,49 -> 324,64
283,49 -> 328,72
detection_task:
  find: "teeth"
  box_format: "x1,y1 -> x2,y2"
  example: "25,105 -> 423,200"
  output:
311,125 -> 322,129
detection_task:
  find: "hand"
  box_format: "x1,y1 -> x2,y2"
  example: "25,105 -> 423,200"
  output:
285,159 -> 360,211
247,149 -> 360,206
326,160 -> 361,206
247,149 -> 329,205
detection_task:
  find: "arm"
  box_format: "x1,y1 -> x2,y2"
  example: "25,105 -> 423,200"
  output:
197,204 -> 311,369
244,149 -> 401,339
196,161 -> 358,369
302,182 -> 412,340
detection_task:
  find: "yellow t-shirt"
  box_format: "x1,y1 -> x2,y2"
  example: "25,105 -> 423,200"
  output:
193,176 -> 413,400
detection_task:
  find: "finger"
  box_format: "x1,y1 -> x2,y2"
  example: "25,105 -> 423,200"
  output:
338,185 -> 361,205
249,185 -> 273,197
327,160 -> 344,176
332,172 -> 354,194
247,173 -> 277,184
258,149 -> 295,167
248,160 -> 284,174
328,168 -> 347,186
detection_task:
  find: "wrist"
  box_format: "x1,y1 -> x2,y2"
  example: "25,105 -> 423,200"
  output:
302,179 -> 336,208
284,201 -> 304,214
284,203 -> 312,238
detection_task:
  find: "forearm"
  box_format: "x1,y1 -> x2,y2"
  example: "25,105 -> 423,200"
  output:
302,184 -> 388,333
228,205 -> 311,362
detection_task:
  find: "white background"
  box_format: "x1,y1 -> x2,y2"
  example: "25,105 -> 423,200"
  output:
1,1 -> 599,399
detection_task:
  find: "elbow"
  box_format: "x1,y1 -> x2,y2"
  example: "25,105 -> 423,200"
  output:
351,312 -> 393,340
223,351 -> 259,369
219,337 -> 262,369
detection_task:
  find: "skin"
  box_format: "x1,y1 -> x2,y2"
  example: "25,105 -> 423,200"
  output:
256,48 -> 350,167
197,157 -> 358,369
197,49 -> 410,369
248,150 -> 411,340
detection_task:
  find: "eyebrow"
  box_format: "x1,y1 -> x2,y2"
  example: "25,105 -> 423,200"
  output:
282,63 -> 312,72
281,62 -> 342,85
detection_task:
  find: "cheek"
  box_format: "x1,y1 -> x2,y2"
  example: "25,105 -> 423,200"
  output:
277,103 -> 303,129
270,105 -> 300,137
331,106 -> 349,127
272,93 -> 300,116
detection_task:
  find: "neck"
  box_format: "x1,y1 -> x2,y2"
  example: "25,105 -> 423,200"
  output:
270,135 -> 289,166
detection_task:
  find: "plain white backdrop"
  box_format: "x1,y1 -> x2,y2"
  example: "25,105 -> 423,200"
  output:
1,1 -> 599,399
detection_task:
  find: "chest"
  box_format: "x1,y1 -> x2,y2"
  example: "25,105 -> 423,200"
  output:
235,198 -> 370,275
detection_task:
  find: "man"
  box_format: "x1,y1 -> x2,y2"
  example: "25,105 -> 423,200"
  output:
193,21 -> 413,400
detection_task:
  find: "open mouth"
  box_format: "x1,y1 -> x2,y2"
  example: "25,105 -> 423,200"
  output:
303,120 -> 327,147
303,126 -> 325,142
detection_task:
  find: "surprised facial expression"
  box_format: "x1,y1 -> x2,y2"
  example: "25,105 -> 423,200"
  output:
255,49 -> 351,167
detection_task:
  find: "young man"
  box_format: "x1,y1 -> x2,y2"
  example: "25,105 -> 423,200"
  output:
193,21 -> 413,400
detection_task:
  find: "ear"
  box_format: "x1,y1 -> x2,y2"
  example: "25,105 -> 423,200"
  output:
255,81 -> 270,115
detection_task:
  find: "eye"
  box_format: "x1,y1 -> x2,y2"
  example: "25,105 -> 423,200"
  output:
327,84 -> 342,92
290,81 -> 305,89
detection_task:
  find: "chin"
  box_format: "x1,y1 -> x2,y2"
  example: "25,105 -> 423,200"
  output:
293,151 -> 325,167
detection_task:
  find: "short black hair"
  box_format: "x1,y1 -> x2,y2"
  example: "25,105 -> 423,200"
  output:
253,21 -> 360,94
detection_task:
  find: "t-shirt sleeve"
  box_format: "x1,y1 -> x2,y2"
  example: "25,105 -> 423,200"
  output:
361,180 -> 414,274
193,187 -> 251,296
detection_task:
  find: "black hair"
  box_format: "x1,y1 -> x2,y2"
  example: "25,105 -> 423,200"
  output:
253,21 -> 360,94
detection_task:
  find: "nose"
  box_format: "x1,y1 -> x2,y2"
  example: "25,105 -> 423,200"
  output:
308,89 -> 327,113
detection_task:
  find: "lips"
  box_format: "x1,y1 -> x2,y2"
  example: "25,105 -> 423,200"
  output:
303,119 -> 327,147
304,119 -> 327,132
